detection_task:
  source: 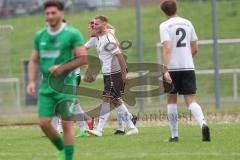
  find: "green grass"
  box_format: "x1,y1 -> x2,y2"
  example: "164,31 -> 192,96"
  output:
1,104 -> 240,124
0,124 -> 240,160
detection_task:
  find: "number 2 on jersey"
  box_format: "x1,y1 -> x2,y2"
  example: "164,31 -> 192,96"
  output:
176,28 -> 186,47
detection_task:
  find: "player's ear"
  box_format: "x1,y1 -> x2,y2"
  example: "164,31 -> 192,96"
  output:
59,9 -> 64,17
102,21 -> 107,26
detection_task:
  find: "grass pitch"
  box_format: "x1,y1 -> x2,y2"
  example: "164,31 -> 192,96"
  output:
0,124 -> 240,160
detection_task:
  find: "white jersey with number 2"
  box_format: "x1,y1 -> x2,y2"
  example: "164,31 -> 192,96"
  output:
160,17 -> 198,71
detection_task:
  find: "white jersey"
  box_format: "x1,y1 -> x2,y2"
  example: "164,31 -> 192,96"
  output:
75,68 -> 80,75
160,17 -> 198,71
108,29 -> 115,35
85,32 -> 121,75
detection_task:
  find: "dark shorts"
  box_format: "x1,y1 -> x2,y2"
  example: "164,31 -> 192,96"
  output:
169,70 -> 196,95
103,72 -> 125,100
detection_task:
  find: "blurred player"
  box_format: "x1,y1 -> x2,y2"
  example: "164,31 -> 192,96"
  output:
160,0 -> 210,142
50,19 -> 89,138
27,1 -> 88,160
85,16 -> 138,136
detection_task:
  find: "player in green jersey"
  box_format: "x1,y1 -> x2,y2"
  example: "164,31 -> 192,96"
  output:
27,1 -> 88,160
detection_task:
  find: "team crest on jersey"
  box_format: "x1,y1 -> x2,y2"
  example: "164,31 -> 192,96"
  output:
55,42 -> 62,47
40,42 -> 46,46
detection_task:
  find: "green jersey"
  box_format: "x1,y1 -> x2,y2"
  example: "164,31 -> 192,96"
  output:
34,23 -> 85,94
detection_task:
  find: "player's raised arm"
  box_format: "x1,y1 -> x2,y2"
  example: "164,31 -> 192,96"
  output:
27,50 -> 39,97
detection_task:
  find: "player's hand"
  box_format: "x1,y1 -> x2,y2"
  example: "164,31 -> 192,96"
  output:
122,72 -> 128,83
83,71 -> 96,83
164,71 -> 172,84
27,82 -> 36,97
49,65 -> 63,76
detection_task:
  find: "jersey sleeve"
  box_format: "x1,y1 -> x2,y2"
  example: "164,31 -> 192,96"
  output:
160,24 -> 170,43
190,23 -> 198,41
106,33 -> 121,55
85,37 -> 96,49
72,30 -> 85,48
107,29 -> 115,35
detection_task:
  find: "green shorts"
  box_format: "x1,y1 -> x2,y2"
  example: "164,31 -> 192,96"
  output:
37,92 -> 76,118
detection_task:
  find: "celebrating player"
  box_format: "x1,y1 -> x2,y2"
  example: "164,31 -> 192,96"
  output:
86,19 -> 137,135
27,1 -> 88,160
85,16 -> 138,136
160,0 -> 210,142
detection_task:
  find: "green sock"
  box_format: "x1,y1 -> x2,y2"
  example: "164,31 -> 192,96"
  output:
51,137 -> 64,151
64,145 -> 75,160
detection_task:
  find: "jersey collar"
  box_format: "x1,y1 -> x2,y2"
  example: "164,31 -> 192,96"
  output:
47,23 -> 66,36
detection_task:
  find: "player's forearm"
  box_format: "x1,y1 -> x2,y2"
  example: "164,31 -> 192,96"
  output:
163,50 -> 171,67
162,42 -> 171,67
192,48 -> 198,57
191,41 -> 198,57
116,54 -> 127,74
60,56 -> 88,73
28,60 -> 39,83
163,53 -> 170,66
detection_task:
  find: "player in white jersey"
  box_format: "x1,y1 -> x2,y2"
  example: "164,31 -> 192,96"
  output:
85,20 -> 137,135
84,16 -> 138,136
160,0 -> 210,142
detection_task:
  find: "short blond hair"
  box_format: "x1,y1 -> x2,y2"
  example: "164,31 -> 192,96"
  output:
94,15 -> 108,23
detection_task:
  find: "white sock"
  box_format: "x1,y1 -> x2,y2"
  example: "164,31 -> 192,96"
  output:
167,104 -> 178,138
116,109 -> 125,132
52,117 -> 63,133
74,103 -> 87,132
189,102 -> 207,128
96,102 -> 110,132
52,116 -> 59,129
116,103 -> 135,129
78,121 -> 87,132
57,118 -> 63,133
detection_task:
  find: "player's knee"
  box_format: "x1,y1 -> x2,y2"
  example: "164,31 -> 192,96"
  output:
38,119 -> 51,129
168,94 -> 177,103
61,120 -> 74,132
184,95 -> 196,107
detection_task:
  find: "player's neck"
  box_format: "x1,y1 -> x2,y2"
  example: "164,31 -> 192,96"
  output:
96,29 -> 107,37
50,22 -> 63,33
167,14 -> 178,19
